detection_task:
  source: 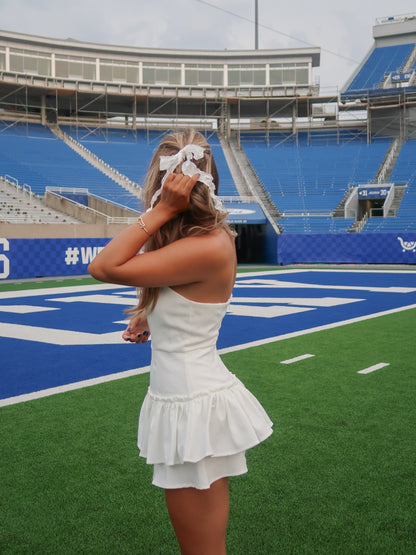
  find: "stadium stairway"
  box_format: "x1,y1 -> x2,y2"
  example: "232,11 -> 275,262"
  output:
50,125 -> 143,200
227,132 -> 282,234
0,176 -> 81,224
217,134 -> 253,198
399,43 -> 416,73
374,137 -> 403,183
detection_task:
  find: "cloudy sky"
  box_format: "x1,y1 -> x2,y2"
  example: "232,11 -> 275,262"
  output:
1,0 -> 416,90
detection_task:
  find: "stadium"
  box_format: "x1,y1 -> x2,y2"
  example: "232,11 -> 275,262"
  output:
1,8 -> 416,555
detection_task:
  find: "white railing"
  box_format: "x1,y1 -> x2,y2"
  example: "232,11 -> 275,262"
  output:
402,45 -> 416,73
377,138 -> 402,184
382,186 -> 395,216
46,186 -> 89,194
281,211 -> 333,217
46,189 -> 137,224
50,125 -> 143,198
355,212 -> 368,232
2,174 -> 34,199
45,186 -> 137,213
376,13 -> 416,25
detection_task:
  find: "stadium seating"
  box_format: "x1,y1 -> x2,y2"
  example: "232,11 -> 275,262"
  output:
362,139 -> 416,232
0,181 -> 80,223
280,216 -> 355,234
63,127 -> 240,197
241,130 -> 391,233
1,121 -> 414,234
343,43 -> 415,96
0,122 -> 143,212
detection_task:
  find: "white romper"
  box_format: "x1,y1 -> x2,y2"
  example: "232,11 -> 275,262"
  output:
137,286 -> 273,489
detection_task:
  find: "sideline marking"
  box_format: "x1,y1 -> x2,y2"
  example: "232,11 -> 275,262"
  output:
1,303 -> 415,406
0,305 -> 59,314
234,279 -> 415,294
47,294 -> 136,306
0,366 -> 151,408
0,283 -> 126,300
230,297 -> 364,307
220,303 -> 416,355
0,322 -> 126,345
1,270 -> 415,406
281,354 -> 315,364
357,363 -> 390,375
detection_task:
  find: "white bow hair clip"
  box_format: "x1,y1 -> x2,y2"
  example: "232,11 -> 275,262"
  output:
147,144 -> 227,214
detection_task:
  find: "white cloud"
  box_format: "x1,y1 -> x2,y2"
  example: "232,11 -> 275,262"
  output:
1,0 -> 416,88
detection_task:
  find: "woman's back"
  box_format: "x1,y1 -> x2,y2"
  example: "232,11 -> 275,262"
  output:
170,228 -> 237,304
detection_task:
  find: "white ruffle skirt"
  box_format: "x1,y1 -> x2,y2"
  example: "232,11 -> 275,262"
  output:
153,452 -> 248,490
138,375 -> 273,490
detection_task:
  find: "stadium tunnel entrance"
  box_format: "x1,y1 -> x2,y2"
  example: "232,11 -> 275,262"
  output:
226,202 -> 272,264
359,198 -> 385,218
234,223 -> 267,264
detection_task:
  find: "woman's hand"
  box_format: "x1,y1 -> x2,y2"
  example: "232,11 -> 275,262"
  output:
122,312 -> 150,344
158,173 -> 200,215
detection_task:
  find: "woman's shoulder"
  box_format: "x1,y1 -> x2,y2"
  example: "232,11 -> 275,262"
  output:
183,228 -> 235,260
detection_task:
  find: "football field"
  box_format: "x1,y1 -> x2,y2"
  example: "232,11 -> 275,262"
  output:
1,268 -> 415,553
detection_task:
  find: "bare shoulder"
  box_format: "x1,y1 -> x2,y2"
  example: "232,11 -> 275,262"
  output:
171,228 -> 236,301
184,228 -> 235,264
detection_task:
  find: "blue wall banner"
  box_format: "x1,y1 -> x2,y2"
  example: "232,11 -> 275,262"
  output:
0,238 -> 111,280
391,71 -> 413,82
277,233 -> 416,265
1,232 -> 416,279
357,186 -> 390,199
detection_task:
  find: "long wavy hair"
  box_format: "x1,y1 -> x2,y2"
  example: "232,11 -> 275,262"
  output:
130,129 -> 236,316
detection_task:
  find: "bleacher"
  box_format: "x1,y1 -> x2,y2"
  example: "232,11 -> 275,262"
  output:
0,122 -> 143,212
341,43 -> 415,99
344,44 -> 414,95
280,216 -> 355,234
241,130 -> 391,233
0,180 -> 81,223
63,127 -> 240,197
1,121 -> 414,235
362,139 -> 416,232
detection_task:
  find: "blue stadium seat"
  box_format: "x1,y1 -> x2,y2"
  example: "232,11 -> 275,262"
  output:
241,130 -> 390,232
362,138 -> 416,232
343,43 -> 415,96
63,127 -> 239,197
0,122 -> 143,212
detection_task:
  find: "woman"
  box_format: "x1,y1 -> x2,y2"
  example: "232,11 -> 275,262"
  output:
88,129 -> 272,554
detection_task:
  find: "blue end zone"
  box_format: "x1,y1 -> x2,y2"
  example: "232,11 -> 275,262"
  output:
1,269 -> 416,400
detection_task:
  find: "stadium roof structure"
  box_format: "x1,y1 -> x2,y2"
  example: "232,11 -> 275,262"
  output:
0,29 -> 338,129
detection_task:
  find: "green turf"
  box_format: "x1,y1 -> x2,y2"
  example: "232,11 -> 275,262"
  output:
0,276 -> 98,293
1,304 -> 415,554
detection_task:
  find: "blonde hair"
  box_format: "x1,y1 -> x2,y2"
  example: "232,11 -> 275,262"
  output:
130,129 -> 235,316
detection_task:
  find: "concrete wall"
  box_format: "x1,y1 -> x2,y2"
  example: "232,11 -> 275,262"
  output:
45,193 -> 104,224
44,192 -> 138,224
88,195 -> 138,218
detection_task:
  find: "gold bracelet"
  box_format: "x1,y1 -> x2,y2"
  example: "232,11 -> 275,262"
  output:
136,215 -> 152,236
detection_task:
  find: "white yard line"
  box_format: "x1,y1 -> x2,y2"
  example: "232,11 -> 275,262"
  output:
357,363 -> 390,375
280,354 -> 315,364
0,366 -> 150,408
